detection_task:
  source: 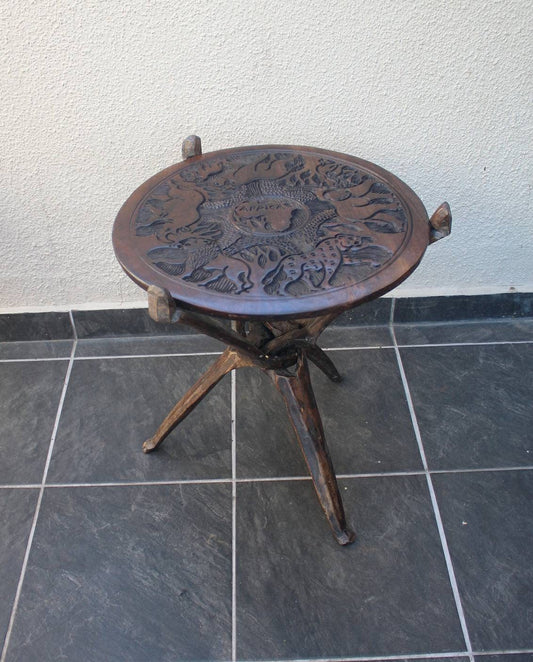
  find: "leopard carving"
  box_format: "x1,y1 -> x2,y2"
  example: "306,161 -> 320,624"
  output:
263,233 -> 371,295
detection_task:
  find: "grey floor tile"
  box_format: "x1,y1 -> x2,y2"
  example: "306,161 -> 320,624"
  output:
74,324 -> 390,357
236,475 -> 465,660
319,324 -> 393,348
434,471 -> 533,652
0,361 -> 68,484
72,308 -> 179,338
75,333 -> 224,357
334,297 -> 392,325
394,319 -> 533,345
393,293 -> 533,324
0,341 -> 73,361
400,344 -> 533,470
372,659 -> 467,662
476,656 -> 533,662
47,355 -> 231,483
74,326 -> 392,356
5,484 -> 231,662
0,489 -> 39,650
236,348 -> 422,478
0,312 -> 73,342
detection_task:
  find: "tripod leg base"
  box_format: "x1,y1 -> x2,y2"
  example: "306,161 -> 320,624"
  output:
271,355 -> 355,545
306,343 -> 342,383
143,349 -> 240,453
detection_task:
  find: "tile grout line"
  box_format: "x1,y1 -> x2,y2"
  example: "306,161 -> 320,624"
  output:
474,648 -> 533,656
68,310 -> 78,341
2,465 -> 533,491
430,465 -> 533,474
0,357 -> 72,363
0,338 -> 73,345
1,337 -> 533,364
45,479 -> 233,488
1,339 -> 77,662
273,652 -> 467,662
262,648 -> 533,662
0,351 -> 224,364
325,345 -> 394,352
389,297 -> 396,326
397,340 -> 533,348
390,326 -> 475,662
231,368 -> 237,662
74,350 -> 223,361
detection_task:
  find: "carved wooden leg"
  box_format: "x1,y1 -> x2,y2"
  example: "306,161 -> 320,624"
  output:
304,343 -> 342,382
270,355 -> 355,545
143,348 -> 240,453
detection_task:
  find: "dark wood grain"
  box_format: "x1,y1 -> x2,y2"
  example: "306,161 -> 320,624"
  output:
270,355 -> 355,545
113,145 -> 432,320
112,142 -> 451,545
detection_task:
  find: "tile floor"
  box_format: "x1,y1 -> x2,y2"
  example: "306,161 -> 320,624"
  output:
1,317 -> 532,662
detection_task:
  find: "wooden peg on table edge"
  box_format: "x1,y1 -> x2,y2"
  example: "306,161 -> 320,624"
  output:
182,135 -> 202,160
147,285 -> 176,324
429,202 -> 452,244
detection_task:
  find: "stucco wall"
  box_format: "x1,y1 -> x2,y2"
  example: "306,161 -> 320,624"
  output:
1,0 -> 531,312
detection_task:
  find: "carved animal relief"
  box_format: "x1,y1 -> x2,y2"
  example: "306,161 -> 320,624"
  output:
134,149 -> 409,298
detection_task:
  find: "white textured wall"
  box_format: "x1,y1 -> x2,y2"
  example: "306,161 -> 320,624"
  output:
1,0 -> 532,311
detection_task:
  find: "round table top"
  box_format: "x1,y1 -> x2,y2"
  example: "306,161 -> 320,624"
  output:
113,145 -> 430,320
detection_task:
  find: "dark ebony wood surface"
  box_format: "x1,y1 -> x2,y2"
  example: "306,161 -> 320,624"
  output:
111,142 -> 450,545
113,145 -> 431,320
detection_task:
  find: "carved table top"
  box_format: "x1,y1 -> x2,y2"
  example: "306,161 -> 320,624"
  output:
113,145 -> 431,319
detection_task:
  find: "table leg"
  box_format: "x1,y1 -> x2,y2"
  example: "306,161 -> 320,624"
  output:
143,348 -> 241,453
270,355 -> 355,545
304,344 -> 342,382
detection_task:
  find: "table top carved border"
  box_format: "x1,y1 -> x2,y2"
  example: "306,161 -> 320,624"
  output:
113,145 -> 430,320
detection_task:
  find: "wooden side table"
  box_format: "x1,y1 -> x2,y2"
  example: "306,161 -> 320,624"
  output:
112,137 -> 451,545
